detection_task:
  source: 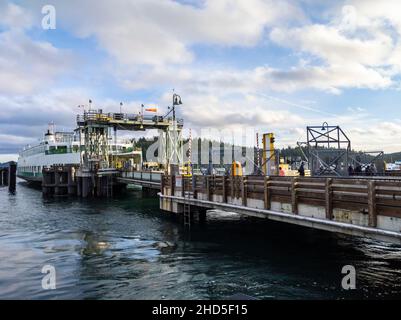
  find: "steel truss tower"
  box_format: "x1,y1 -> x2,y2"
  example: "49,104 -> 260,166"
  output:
299,124 -> 351,176
83,124 -> 110,171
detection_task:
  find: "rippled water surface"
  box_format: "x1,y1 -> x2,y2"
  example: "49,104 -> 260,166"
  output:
1,181 -> 401,299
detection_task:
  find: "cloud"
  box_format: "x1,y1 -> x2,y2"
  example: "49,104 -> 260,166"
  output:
270,25 -> 393,67
34,0 -> 305,66
116,62 -> 392,97
347,121 -> 401,153
0,88 -> 92,152
0,30 -> 74,95
0,3 -> 75,95
0,2 -> 34,29
265,0 -> 401,93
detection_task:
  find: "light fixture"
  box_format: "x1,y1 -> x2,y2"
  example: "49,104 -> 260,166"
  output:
173,94 -> 182,106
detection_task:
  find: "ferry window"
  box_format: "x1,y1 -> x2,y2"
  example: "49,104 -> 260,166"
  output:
49,146 -> 67,154
58,146 -> 67,154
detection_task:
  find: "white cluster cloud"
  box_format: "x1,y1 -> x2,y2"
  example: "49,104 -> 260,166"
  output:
110,0 -> 401,95
50,0 -> 304,66
269,0 -> 401,93
0,3 -> 74,95
0,30 -> 74,95
1,2 -> 33,29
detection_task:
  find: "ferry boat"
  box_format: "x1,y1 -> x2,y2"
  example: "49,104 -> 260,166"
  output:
17,126 -> 142,184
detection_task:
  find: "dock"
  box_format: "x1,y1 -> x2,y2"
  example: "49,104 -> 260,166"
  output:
106,170 -> 401,243
158,175 -> 401,244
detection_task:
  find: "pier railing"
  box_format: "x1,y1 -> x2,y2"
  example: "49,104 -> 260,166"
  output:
121,171 -> 162,182
162,175 -> 401,227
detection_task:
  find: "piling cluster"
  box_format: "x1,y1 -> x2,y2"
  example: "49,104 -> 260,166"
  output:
0,162 -> 16,193
42,165 -> 122,197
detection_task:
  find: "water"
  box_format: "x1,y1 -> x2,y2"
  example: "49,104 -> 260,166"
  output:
1,181 -> 401,300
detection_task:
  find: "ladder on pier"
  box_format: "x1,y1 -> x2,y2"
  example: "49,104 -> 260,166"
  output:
183,179 -> 193,229
183,202 -> 191,228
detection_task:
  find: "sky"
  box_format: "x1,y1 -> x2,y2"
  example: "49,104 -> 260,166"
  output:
1,0 -> 401,162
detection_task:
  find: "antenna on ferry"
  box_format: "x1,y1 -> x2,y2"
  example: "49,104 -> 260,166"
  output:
89,99 -> 92,111
77,104 -> 85,113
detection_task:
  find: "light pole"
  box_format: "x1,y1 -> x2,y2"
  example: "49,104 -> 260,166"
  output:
170,93 -> 183,168
120,102 -> 123,114
172,93 -> 182,122
321,122 -> 329,148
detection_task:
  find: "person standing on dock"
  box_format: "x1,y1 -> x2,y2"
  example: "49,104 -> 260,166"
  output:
298,162 -> 305,177
371,163 -> 377,176
279,167 -> 285,176
348,165 -> 354,176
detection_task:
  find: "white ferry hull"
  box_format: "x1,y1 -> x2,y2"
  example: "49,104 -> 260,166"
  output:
17,125 -> 140,185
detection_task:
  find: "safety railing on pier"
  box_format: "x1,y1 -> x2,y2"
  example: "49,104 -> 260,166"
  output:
76,111 -> 184,127
121,171 -> 162,182
162,175 -> 401,227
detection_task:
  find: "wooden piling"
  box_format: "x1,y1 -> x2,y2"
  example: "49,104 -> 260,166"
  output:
368,180 -> 377,227
181,176 -> 185,198
3,169 -> 8,186
77,177 -> 82,197
264,176 -> 271,210
54,169 -> 61,196
67,167 -> 76,195
170,175 -> 174,196
242,176 -> 247,206
42,168 -> 53,196
222,176 -> 227,203
96,176 -> 102,197
230,176 -> 234,200
192,175 -> 198,199
8,163 -> 16,193
325,178 -> 333,220
82,176 -> 89,198
291,177 -> 298,214
206,176 -> 211,201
